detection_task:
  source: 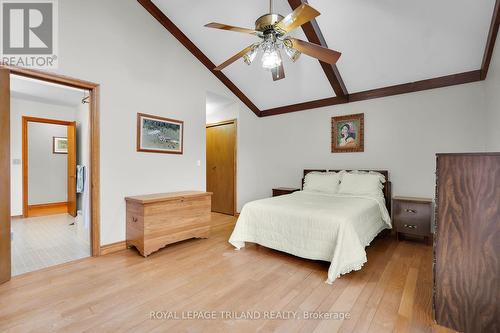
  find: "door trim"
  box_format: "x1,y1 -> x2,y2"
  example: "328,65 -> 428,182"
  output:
27,202 -> 69,217
22,116 -> 75,218
206,119 -> 237,216
0,68 -> 11,283
0,65 -> 101,263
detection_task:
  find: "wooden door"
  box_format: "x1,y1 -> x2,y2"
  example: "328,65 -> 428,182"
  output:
0,68 -> 11,284
206,121 -> 236,215
67,122 -> 77,217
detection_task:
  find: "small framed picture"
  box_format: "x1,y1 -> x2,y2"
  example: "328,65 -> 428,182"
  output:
137,113 -> 184,154
331,113 -> 364,153
53,137 -> 68,154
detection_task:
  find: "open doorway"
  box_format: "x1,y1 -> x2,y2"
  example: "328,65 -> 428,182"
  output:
206,92 -> 237,216
10,76 -> 91,276
0,66 -> 100,284
22,117 -> 77,218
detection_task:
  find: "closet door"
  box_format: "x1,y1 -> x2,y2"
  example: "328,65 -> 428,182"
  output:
206,121 -> 236,215
0,68 -> 11,284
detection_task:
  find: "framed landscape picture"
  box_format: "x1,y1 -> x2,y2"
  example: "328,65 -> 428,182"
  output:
331,113 -> 364,153
53,137 -> 68,154
137,113 -> 184,154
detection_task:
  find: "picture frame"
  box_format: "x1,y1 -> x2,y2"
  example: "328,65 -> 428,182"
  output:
331,113 -> 364,153
137,113 -> 184,154
53,137 -> 68,154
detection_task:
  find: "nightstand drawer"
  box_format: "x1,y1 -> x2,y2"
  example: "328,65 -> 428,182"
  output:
396,201 -> 431,218
395,219 -> 430,236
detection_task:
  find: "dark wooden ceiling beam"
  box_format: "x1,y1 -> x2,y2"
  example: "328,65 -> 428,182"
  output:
481,0 -> 500,80
260,96 -> 348,117
137,0 -> 261,117
260,70 -> 481,117
287,0 -> 348,97
349,70 -> 481,102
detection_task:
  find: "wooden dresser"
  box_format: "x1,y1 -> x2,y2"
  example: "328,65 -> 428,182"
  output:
125,191 -> 212,257
434,153 -> 500,332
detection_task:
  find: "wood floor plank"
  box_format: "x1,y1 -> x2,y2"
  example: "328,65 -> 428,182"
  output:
367,242 -> 417,332
0,213 -> 448,333
330,239 -> 397,333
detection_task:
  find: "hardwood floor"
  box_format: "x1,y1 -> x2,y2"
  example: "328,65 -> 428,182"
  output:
0,213 -> 455,333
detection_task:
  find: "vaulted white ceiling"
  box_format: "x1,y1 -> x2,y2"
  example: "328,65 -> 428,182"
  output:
152,0 -> 496,110
312,0 -> 496,92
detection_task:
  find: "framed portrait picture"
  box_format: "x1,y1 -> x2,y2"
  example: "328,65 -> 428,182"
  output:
331,113 -> 364,153
53,137 -> 68,154
137,113 -> 184,154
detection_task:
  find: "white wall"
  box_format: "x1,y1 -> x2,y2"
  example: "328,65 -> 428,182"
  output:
236,82 -> 488,211
485,34 -> 500,150
50,0 -> 250,245
27,123 -> 68,205
10,97 -> 78,216
206,101 -> 238,124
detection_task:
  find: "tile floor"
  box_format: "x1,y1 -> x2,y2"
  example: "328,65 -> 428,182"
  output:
11,214 -> 91,276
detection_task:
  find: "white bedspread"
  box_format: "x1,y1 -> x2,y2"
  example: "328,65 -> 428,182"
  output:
229,191 -> 392,284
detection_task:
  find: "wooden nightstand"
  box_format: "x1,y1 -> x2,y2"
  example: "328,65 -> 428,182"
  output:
272,187 -> 300,197
392,196 -> 433,245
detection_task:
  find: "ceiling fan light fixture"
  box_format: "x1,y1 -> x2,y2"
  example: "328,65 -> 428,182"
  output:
243,46 -> 258,65
285,46 -> 301,62
261,48 -> 282,70
206,2 -> 341,80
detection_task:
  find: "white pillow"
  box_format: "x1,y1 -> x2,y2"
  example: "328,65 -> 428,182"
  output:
303,172 -> 341,194
338,173 -> 384,196
348,170 -> 386,184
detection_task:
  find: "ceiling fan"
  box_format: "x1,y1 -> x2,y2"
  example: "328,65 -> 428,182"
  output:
204,0 -> 341,81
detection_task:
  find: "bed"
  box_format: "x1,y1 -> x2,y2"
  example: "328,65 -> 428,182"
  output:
229,169 -> 392,284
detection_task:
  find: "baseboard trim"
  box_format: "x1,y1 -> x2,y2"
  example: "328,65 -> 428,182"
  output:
27,202 -> 68,217
100,241 -> 127,255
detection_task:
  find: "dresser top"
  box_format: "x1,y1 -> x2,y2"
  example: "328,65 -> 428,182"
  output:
436,152 -> 500,156
125,191 -> 212,204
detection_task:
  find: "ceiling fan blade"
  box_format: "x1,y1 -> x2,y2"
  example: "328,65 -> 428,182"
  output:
288,38 -> 341,64
272,53 -> 285,81
205,22 -> 259,35
275,3 -> 320,33
214,45 -> 255,71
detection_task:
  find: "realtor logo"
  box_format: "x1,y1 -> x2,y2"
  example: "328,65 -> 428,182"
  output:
1,0 -> 58,68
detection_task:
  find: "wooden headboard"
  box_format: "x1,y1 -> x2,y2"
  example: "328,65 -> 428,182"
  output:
302,169 -> 392,215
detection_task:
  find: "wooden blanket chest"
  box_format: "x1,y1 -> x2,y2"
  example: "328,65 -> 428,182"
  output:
125,191 -> 212,257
